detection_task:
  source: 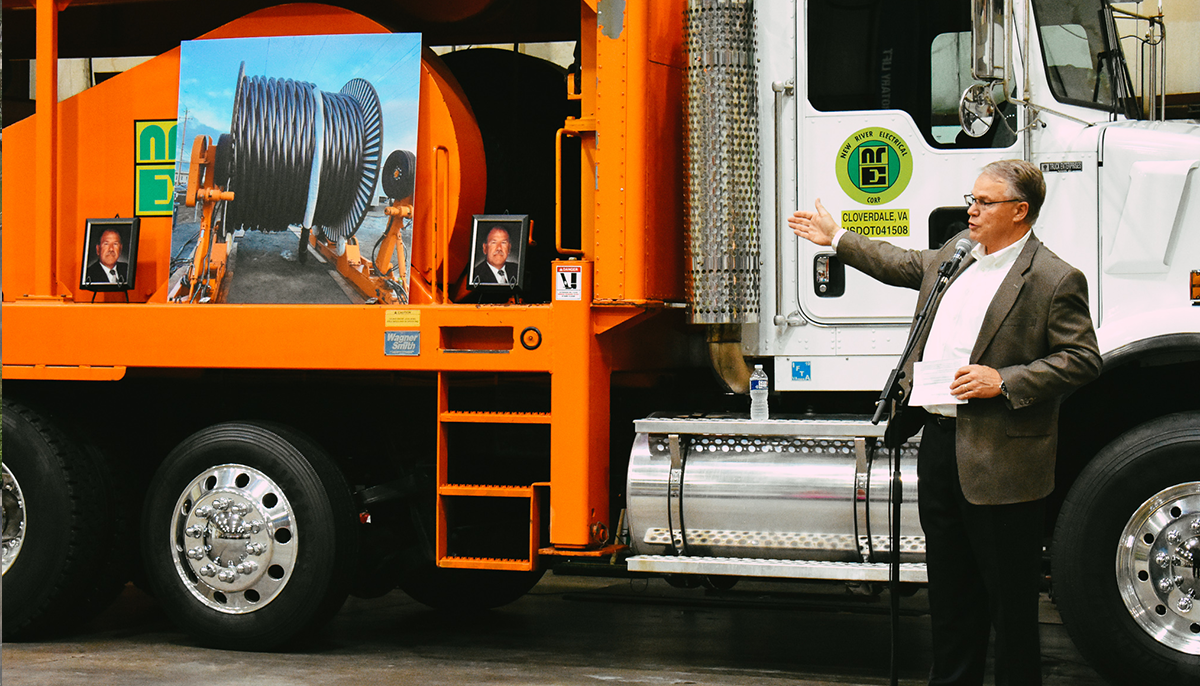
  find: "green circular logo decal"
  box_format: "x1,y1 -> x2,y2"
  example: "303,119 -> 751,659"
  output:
835,127 -> 913,205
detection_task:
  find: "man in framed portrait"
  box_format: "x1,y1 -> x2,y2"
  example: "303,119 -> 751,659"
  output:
474,225 -> 520,285
84,228 -> 129,286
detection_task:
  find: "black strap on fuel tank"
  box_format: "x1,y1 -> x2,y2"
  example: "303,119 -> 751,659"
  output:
666,434 -> 688,556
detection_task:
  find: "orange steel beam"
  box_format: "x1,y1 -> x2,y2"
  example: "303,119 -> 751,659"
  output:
548,260 -> 610,548
32,0 -> 63,299
623,0 -> 647,302
2,302 -> 556,374
577,1 -> 598,261
593,11 -> 627,301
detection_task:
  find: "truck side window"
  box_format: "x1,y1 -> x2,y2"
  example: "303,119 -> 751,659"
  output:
807,0 -> 1009,149
1030,0 -> 1117,111
930,32 -> 1016,148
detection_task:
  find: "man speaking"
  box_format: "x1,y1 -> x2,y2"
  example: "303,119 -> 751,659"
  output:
790,160 -> 1101,685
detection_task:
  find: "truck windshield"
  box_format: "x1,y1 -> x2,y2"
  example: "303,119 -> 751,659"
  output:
1030,0 -> 1138,117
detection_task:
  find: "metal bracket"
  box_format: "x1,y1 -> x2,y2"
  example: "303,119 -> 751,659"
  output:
854,437 -> 874,563
667,433 -> 687,556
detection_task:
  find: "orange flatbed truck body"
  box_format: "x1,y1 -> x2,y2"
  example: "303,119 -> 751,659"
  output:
2,0 -> 687,563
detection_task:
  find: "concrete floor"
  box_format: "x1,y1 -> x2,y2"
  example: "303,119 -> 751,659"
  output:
2,573 -> 1109,686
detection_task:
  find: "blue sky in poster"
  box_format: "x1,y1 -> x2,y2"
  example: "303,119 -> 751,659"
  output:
175,33 -> 421,179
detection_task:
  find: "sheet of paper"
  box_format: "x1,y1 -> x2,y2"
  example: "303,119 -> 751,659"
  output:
909,358 -> 970,407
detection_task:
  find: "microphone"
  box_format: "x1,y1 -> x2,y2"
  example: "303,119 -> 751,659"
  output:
938,238 -> 973,278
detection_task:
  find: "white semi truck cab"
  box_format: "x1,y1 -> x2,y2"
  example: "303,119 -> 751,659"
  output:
629,1 -> 1200,683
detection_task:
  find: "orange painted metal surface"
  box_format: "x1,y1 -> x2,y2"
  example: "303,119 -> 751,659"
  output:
548,260 -> 611,548
2,1 -> 689,566
589,0 -> 686,303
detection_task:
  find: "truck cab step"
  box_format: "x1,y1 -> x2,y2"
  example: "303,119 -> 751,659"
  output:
626,555 -> 928,583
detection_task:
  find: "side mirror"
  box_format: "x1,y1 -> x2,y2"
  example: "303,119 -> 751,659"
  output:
958,84 -> 997,139
971,0 -> 1007,81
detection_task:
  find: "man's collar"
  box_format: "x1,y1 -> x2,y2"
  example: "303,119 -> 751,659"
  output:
972,228 -> 1031,264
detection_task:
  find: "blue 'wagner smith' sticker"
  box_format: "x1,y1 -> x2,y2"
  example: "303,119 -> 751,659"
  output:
385,331 -> 421,356
791,361 -> 812,381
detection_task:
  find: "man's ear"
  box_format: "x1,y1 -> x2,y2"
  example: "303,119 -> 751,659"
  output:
1012,201 -> 1030,224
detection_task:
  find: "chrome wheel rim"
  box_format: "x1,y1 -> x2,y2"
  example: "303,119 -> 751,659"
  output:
2,463 -> 28,575
171,464 -> 297,614
1117,481 -> 1200,655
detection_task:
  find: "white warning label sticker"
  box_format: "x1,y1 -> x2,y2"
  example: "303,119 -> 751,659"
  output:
555,264 -> 582,301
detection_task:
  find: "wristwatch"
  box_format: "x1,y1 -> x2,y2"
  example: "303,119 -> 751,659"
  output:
1000,380 -> 1010,399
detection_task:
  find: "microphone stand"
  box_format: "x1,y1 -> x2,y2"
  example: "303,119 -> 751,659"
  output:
873,254 -> 961,686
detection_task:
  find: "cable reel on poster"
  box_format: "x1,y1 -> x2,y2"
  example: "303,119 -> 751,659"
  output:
221,62 -> 384,261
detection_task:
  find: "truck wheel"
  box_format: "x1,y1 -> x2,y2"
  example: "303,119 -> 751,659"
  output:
141,422 -> 357,650
397,564 -> 544,611
389,465 -> 544,610
2,398 -> 128,639
1052,411 -> 1200,683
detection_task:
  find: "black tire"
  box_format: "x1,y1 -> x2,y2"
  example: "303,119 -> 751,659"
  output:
1052,411 -> 1200,684
396,564 -> 544,611
2,398 -> 128,639
389,463 -> 544,610
141,422 -> 357,650
381,149 -> 416,201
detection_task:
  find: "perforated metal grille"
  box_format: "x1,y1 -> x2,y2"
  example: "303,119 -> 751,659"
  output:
648,435 -> 920,459
685,0 -> 761,324
644,528 -> 926,554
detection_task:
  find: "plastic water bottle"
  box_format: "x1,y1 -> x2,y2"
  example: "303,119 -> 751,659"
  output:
750,364 -> 769,420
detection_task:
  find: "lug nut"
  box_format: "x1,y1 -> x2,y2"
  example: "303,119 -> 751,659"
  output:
1160,578 -> 1176,593
1168,530 -> 1182,544
1179,596 -> 1194,613
217,569 -> 237,583
246,542 -> 266,556
212,498 -> 232,511
194,506 -> 212,519
232,502 -> 251,516
186,525 -> 205,539
199,565 -> 217,578
187,546 -> 206,560
1156,552 -> 1171,567
236,561 -> 258,575
248,520 -> 263,534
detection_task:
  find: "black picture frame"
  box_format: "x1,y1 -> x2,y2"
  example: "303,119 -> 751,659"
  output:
467,215 -> 529,291
80,217 -> 140,293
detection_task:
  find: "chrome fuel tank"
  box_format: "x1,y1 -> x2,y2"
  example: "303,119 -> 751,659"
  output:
627,417 -> 924,563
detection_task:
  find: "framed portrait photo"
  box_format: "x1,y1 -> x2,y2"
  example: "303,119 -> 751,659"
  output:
467,215 -> 529,291
80,217 -> 140,293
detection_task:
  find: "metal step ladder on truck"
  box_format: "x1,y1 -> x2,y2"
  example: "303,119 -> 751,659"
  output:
2,0 -> 1198,682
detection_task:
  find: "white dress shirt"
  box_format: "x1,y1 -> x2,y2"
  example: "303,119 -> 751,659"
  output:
921,230 -> 1030,416
486,262 -> 510,284
832,227 -> 1030,416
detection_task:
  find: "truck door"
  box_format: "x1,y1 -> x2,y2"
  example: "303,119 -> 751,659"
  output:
795,0 -> 1021,326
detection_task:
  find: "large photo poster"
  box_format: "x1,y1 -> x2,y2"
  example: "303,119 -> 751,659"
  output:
170,33 -> 421,304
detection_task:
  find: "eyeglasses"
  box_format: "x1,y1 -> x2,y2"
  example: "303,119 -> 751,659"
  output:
964,194 -> 1023,208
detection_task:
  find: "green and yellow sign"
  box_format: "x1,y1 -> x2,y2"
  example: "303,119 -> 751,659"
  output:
842,208 -> 910,238
835,127 -> 913,205
136,164 -> 176,216
135,119 -> 178,217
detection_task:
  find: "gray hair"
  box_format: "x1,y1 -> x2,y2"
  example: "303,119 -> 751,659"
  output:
981,159 -> 1046,226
